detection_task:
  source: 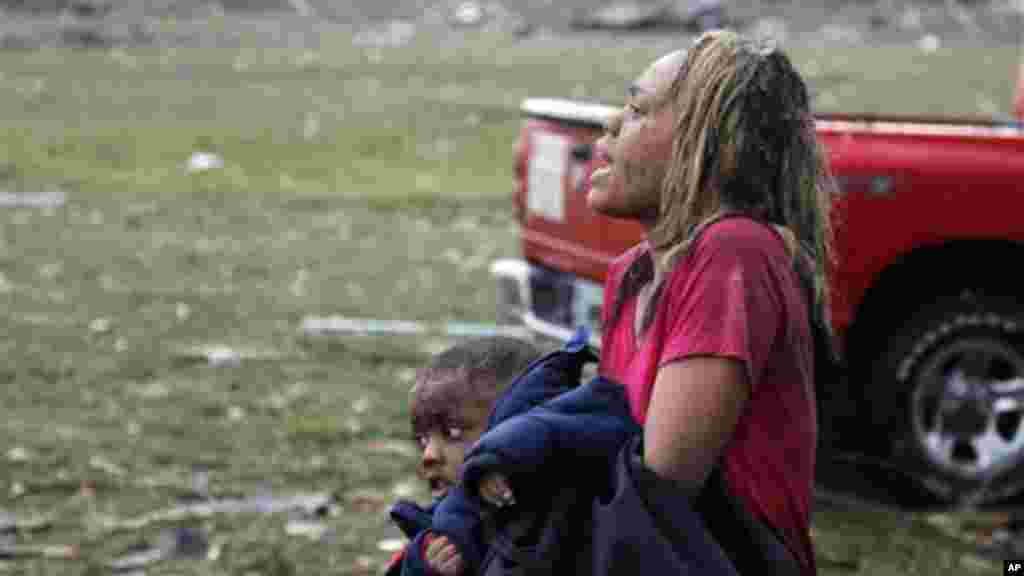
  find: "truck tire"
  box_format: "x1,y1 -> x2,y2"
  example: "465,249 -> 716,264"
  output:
873,292 -> 1024,505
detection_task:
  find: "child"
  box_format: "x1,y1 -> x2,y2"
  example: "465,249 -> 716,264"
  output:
385,336 -> 543,576
387,328 -> 642,576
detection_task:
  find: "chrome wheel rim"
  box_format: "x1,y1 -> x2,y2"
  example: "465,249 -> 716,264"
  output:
912,337 -> 1024,480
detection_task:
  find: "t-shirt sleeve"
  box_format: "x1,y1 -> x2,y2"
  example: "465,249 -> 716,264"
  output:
658,233 -> 782,391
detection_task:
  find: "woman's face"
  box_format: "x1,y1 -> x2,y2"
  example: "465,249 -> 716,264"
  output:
587,50 -> 687,225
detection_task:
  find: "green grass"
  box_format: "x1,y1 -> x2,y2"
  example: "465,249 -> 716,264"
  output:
1,28 -> 1017,195
0,21 -> 1019,575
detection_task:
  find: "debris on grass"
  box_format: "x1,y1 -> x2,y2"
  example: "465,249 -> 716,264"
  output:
107,526 -> 208,572
352,20 -> 416,48
88,454 -> 126,478
0,543 -> 78,560
0,511 -> 53,535
284,519 -> 331,541
5,447 -> 32,463
0,191 -> 66,209
8,482 -> 25,499
377,538 -> 404,552
226,405 -> 246,422
451,1 -> 483,26
171,344 -> 288,367
88,317 -> 113,334
569,1 -> 673,31
391,480 -> 418,499
185,152 -> 224,174
917,34 -> 940,53
365,439 -> 418,459
343,488 -> 395,514
300,316 -> 530,340
94,492 -> 335,533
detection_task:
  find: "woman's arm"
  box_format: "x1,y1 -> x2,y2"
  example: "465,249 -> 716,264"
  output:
643,356 -> 750,495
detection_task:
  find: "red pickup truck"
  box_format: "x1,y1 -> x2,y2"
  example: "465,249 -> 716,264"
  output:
491,97 -> 1024,507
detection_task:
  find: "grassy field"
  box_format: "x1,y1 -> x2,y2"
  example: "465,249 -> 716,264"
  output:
1,20 -> 1021,575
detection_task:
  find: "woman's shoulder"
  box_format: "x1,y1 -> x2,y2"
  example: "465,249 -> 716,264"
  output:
688,216 -> 788,263
700,216 -> 779,246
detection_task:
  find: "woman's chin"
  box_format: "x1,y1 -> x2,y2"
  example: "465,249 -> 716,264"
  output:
586,187 -> 613,215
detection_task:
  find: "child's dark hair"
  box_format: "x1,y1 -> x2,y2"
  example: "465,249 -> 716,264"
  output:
411,337 -> 542,433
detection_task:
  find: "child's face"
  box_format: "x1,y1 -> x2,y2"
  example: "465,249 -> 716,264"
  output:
411,371 -> 493,500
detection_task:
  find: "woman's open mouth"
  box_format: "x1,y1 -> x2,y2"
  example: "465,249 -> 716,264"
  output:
590,165 -> 612,188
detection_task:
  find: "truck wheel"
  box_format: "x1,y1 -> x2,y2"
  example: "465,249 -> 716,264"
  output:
875,293 -> 1024,505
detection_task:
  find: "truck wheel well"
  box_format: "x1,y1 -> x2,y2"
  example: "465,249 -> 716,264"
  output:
845,239 -> 1024,378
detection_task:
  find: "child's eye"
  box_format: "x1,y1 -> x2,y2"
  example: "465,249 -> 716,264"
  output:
414,434 -> 428,449
446,427 -> 464,440
625,103 -> 642,118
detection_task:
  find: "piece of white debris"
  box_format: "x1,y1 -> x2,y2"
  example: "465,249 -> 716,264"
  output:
186,152 -> 224,174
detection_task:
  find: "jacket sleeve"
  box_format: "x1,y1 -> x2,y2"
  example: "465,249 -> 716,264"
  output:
427,485 -> 487,575
461,376 -> 641,502
388,499 -> 435,540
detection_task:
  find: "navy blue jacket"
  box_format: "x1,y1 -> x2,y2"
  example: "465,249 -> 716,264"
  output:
387,328 -> 641,576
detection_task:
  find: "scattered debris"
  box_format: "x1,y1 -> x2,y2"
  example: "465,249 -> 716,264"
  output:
95,492 -> 335,532
68,0 -> 112,19
424,0 -> 532,36
917,33 -> 940,53
108,526 -> 208,572
5,446 -> 32,463
172,344 -> 287,367
377,538 -> 405,553
0,543 -> 77,560
284,519 -> 331,541
343,489 -> 391,514
365,439 -> 418,459
88,316 -> 113,334
451,1 -> 483,26
678,0 -> 724,31
747,17 -> 789,46
391,480 -> 419,499
185,151 -> 224,174
570,1 -> 674,31
0,511 -> 53,535
0,191 -> 66,209
300,315 -> 531,339
569,0 -> 722,31
352,20 -> 416,48
89,454 -> 125,477
8,482 -> 25,498
285,0 -> 314,17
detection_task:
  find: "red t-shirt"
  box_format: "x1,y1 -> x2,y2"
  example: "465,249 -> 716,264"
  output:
598,217 -> 817,575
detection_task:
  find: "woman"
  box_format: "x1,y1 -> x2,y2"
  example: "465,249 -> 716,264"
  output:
588,30 -> 834,576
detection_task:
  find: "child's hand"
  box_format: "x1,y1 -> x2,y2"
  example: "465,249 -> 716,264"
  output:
479,472 -> 516,508
424,533 -> 464,576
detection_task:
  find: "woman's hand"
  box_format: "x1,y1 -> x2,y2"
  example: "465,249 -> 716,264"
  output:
478,472 -> 516,508
423,533 -> 464,576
